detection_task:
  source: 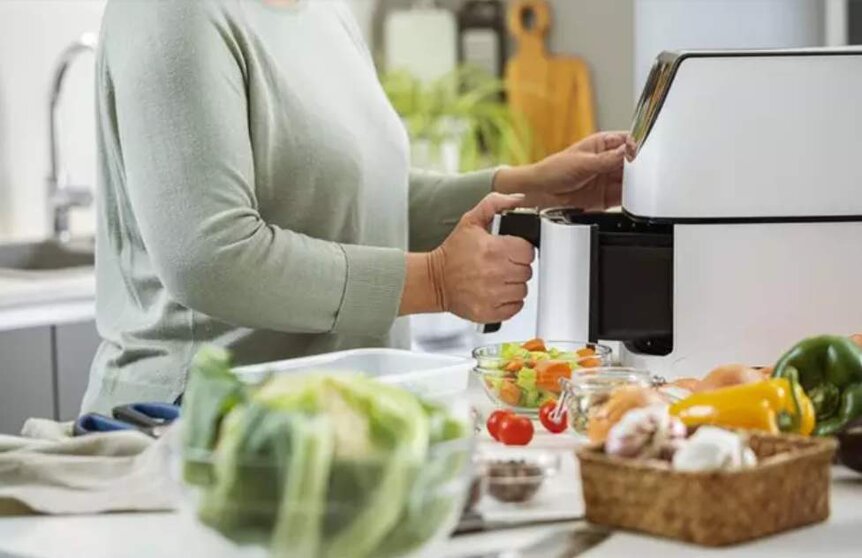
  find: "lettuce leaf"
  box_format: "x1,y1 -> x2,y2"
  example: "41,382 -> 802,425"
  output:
181,345 -> 247,486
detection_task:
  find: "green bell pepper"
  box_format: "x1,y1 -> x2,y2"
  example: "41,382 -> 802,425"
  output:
772,335 -> 862,436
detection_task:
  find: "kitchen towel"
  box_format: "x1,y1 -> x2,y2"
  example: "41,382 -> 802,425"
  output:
0,419 -> 179,516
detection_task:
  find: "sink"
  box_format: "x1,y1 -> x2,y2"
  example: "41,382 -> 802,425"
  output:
0,238 -> 94,272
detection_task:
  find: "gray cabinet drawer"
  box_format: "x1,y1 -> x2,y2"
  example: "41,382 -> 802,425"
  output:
0,326 -> 54,435
55,320 -> 101,420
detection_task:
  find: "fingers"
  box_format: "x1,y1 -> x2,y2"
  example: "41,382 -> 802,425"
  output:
489,301 -> 526,322
504,262 -> 533,284
464,192 -> 526,227
498,282 -> 528,304
591,144 -> 627,173
499,236 -> 535,266
599,131 -> 630,150
576,131 -> 632,153
625,135 -> 638,161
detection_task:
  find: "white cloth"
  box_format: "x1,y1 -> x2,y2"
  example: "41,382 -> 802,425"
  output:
0,419 -> 179,515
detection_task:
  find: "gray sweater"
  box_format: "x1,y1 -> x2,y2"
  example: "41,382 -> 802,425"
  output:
82,0 -> 494,413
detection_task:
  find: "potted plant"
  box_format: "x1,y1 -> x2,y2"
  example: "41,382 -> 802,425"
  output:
381,65 -> 532,347
381,65 -> 532,172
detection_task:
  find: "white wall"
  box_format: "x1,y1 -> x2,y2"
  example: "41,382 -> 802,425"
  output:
634,0 -> 825,96
0,0 -> 835,240
0,0 -> 105,240
545,0 -> 635,131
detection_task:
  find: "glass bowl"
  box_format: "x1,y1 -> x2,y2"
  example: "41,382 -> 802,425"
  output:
172,435 -> 474,558
474,447 -> 562,505
472,340 -> 613,414
560,367 -> 656,435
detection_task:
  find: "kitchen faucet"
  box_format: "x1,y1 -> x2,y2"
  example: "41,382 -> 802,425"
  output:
47,32 -> 97,242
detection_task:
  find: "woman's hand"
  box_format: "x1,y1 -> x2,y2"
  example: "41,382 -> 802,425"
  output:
400,193 -> 534,323
494,131 -> 634,211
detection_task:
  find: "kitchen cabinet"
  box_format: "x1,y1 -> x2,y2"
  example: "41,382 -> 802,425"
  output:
55,320 -> 100,421
0,326 -> 54,435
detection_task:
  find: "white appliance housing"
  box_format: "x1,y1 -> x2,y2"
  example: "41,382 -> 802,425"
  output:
487,49 -> 862,379
624,49 -> 862,220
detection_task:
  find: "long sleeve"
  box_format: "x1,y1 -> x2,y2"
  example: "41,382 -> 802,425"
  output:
103,2 -> 405,336
407,168 -> 497,252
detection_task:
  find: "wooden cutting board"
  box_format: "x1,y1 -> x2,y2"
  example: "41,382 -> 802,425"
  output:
505,0 -> 596,162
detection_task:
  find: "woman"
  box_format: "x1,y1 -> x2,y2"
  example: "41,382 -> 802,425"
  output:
82,0 -> 629,413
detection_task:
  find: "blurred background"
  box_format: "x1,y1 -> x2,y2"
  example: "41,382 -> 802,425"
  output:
0,0 -> 859,242
0,0 -> 859,431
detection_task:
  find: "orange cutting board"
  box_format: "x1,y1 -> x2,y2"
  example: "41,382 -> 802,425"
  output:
505,0 -> 596,162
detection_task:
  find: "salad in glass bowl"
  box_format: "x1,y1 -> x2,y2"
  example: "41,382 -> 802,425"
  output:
473,339 -> 612,414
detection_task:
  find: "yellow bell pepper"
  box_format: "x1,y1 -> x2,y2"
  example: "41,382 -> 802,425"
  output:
669,378 -> 815,435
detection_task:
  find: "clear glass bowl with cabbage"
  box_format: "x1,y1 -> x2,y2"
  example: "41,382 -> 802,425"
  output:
178,346 -> 474,558
472,339 -> 613,414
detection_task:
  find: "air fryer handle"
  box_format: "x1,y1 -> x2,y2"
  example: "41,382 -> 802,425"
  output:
481,209 -> 541,334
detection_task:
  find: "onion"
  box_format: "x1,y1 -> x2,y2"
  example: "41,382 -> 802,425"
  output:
695,364 -> 765,393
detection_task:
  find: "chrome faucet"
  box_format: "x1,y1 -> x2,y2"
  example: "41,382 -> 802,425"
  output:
47,33 -> 98,242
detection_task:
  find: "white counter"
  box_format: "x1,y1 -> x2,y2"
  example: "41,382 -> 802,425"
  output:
0,382 -> 859,558
0,461 -> 857,558
0,270 -> 95,332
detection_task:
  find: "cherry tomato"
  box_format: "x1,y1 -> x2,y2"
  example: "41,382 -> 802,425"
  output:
486,409 -> 514,441
498,414 -> 534,446
539,400 -> 568,434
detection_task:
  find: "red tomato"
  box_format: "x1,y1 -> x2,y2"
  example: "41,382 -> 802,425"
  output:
498,414 -> 534,446
486,410 -> 514,441
539,401 -> 568,434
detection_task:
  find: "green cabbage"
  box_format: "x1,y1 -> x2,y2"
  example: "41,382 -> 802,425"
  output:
183,348 -> 469,558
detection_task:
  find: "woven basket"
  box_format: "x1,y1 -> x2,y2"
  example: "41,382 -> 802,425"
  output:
576,432 -> 838,546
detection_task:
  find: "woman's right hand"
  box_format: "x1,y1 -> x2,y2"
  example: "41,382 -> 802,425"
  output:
427,193 -> 535,323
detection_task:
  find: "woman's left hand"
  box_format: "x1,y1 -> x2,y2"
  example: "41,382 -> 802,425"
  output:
493,131 -> 634,211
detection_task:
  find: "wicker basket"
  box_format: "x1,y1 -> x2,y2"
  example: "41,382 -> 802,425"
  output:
576,432 -> 838,546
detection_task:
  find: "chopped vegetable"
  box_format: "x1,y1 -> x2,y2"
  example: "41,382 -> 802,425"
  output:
497,414 -> 534,446
481,339 -> 606,411
523,338 -> 546,352
538,401 -> 568,434
504,359 -> 523,373
535,360 -> 573,393
499,379 -> 522,407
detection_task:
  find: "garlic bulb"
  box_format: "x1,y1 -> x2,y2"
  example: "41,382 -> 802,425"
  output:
672,426 -> 758,472
605,405 -> 686,459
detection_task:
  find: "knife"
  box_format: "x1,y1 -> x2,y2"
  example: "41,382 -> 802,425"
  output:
464,524 -> 612,558
454,511 -> 585,536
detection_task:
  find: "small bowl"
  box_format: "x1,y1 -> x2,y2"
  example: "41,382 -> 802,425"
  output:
475,447 -> 561,504
473,340 -> 613,414
561,367 -> 655,435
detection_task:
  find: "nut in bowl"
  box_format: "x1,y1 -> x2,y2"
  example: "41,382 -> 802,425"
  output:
473,339 -> 612,415
474,446 -> 562,505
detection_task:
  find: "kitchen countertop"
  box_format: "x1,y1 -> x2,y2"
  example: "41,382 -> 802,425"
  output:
0,387 -> 859,558
0,269 -> 95,332
0,274 -> 858,556
0,461 -> 858,558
